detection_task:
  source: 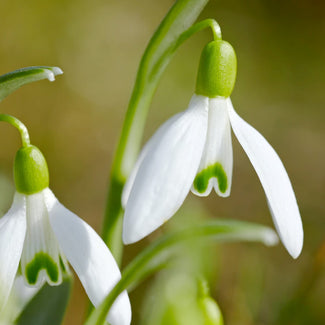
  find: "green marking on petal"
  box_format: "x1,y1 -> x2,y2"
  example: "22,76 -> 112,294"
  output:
59,256 -> 66,272
25,252 -> 59,285
194,163 -> 228,194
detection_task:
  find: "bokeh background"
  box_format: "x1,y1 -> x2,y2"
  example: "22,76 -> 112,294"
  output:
0,0 -> 324,324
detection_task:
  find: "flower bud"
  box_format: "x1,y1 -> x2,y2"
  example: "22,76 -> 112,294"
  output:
14,145 -> 49,194
197,279 -> 224,325
196,40 -> 237,98
198,296 -> 223,325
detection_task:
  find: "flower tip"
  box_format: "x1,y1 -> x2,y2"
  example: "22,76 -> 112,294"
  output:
108,291 -> 132,325
287,235 -> 303,259
122,218 -> 147,245
279,218 -> 304,259
122,229 -> 137,245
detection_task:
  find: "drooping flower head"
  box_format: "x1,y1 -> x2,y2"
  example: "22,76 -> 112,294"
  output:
122,36 -> 303,259
0,120 -> 131,325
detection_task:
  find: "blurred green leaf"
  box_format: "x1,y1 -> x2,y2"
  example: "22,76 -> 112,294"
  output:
0,66 -> 63,101
15,275 -> 72,325
142,272 -> 224,325
86,219 -> 278,325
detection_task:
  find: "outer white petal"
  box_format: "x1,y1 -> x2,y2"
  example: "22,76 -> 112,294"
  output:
228,99 -> 303,258
0,193 -> 26,311
44,189 -> 131,325
123,94 -> 209,244
1,275 -> 40,321
122,113 -> 181,208
191,97 -> 233,197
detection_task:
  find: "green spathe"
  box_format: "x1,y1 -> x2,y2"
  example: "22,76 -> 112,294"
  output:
14,145 -> 49,194
25,252 -> 59,285
196,40 -> 237,98
193,162 -> 228,194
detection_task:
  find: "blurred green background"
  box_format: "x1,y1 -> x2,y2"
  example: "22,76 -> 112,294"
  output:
0,0 -> 324,324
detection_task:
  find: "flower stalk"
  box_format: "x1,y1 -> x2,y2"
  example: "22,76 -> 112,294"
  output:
0,114 -> 30,147
102,0 -> 222,264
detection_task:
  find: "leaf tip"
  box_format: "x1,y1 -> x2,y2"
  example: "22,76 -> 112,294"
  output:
262,228 -> 279,247
46,67 -> 63,82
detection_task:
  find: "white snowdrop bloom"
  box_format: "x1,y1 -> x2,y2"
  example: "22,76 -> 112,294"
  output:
122,40 -> 303,259
0,144 -> 131,325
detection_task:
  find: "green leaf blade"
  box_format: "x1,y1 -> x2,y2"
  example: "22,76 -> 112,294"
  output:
104,0 -> 211,265
87,219 -> 278,325
15,275 -> 72,325
0,66 -> 63,102
141,0 -> 209,84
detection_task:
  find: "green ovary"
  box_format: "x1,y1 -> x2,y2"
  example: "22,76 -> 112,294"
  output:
194,163 -> 227,194
25,252 -> 59,285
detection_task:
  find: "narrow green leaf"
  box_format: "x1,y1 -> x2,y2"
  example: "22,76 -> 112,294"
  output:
15,275 -> 72,325
0,66 -> 63,101
87,219 -> 278,325
115,0 -> 210,180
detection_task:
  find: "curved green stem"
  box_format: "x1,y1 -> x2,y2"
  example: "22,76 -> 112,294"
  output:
175,18 -> 222,46
87,220 -> 278,325
0,114 -> 30,147
102,0 -> 221,264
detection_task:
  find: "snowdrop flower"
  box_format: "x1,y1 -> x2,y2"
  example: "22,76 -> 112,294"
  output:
0,144 -> 131,325
122,39 -> 303,258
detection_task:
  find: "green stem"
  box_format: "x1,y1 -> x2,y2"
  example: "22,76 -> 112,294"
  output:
0,114 -> 30,147
102,2 -> 221,264
87,220 -> 278,325
171,18 -> 222,50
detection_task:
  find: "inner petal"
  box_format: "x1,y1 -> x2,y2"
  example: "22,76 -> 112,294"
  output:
191,97 -> 233,197
20,191 -> 67,287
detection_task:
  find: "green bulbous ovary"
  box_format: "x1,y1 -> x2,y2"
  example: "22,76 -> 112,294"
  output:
14,145 -> 49,194
196,40 -> 237,98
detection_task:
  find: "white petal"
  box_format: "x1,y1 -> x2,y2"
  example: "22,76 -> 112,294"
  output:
123,95 -> 209,244
6,275 -> 40,318
122,113 -> 181,208
44,189 -> 131,325
191,97 -> 233,197
20,191 -> 64,287
228,99 -> 303,258
0,193 -> 26,311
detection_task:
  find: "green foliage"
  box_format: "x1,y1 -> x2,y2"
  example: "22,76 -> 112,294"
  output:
103,0 -> 211,263
142,274 -> 224,325
15,276 -> 72,325
0,66 -> 62,101
85,219 -> 277,325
